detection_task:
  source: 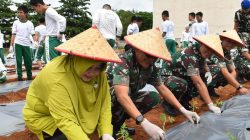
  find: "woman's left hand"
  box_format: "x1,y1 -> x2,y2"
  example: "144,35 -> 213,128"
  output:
102,134 -> 115,140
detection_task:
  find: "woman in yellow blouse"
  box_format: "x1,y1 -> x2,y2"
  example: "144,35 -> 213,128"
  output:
23,27 -> 121,140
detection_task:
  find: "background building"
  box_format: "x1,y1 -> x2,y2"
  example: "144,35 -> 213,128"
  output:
153,0 -> 241,38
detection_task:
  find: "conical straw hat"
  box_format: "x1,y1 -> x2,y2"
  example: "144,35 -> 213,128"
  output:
219,30 -> 244,47
55,27 -> 122,63
193,34 -> 224,58
124,28 -> 172,62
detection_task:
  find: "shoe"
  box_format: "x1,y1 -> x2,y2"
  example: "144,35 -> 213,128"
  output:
162,101 -> 178,116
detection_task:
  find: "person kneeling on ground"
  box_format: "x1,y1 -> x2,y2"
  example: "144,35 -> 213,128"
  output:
23,27 -> 121,140
107,28 -> 200,140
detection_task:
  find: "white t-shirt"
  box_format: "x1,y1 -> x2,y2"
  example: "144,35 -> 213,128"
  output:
192,21 -> 209,37
35,24 -> 46,43
12,20 -> 35,46
127,23 -> 139,35
0,58 -> 6,71
92,9 -> 123,40
180,31 -> 190,42
161,20 -> 175,40
0,31 -> 4,48
45,7 -> 66,36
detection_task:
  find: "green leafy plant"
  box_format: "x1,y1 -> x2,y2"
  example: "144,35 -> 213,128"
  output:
167,115 -> 175,124
214,100 -> 224,107
116,123 -> 133,140
191,100 -> 199,112
226,130 -> 236,140
160,113 -> 167,131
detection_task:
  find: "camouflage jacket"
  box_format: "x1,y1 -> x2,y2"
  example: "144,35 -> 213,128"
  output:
234,10 -> 250,33
208,48 -> 234,69
106,49 -> 162,94
171,44 -> 206,77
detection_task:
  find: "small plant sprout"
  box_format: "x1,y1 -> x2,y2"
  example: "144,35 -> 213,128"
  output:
226,130 -> 236,140
116,123 -> 132,140
214,100 -> 224,107
160,113 -> 167,131
191,100 -> 199,112
167,115 -> 175,124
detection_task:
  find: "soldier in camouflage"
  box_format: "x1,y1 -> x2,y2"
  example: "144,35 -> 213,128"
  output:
164,34 -> 224,115
206,31 -> 249,94
107,29 -> 200,139
234,0 -> 250,81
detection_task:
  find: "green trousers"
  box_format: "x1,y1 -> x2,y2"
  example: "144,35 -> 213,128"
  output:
45,36 -> 61,62
0,48 -> 5,64
107,39 -> 115,48
36,43 -> 46,63
165,39 -> 176,57
15,43 -> 32,80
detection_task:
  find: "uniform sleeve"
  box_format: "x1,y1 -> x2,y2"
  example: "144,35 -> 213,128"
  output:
234,11 -> 240,23
115,13 -> 123,37
47,9 -> 66,32
97,75 -> 113,137
162,22 -> 167,33
148,65 -> 163,87
12,21 -> 17,34
181,54 -> 200,76
48,84 -> 89,140
109,58 -> 130,86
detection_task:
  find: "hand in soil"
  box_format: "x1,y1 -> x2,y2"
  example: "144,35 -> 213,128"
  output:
141,119 -> 165,140
179,107 -> 200,124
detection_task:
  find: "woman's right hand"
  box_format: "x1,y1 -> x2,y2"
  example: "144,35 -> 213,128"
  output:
141,118 -> 165,140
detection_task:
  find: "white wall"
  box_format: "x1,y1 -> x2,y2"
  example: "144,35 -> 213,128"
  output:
153,0 -> 241,38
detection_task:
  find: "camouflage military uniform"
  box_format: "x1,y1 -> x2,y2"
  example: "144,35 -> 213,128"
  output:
106,49 -> 162,134
206,49 -> 234,89
234,9 -> 250,80
170,44 -> 224,100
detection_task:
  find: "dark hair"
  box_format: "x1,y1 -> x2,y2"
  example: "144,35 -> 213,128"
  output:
189,12 -> 195,18
162,10 -> 169,17
136,16 -> 143,22
17,5 -> 29,14
103,4 -> 111,9
39,17 -> 45,23
196,12 -> 203,17
29,0 -> 45,6
131,16 -> 137,22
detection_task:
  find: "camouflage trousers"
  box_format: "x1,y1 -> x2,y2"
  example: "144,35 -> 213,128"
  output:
236,59 -> 250,80
110,86 -> 161,135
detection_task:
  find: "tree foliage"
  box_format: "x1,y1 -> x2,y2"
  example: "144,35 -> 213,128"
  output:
116,10 -> 153,37
0,0 -> 15,37
58,0 -> 92,38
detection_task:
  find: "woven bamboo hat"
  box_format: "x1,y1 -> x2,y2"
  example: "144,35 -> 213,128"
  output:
124,28 -> 172,62
219,30 -> 245,47
193,34 -> 224,58
55,27 -> 122,63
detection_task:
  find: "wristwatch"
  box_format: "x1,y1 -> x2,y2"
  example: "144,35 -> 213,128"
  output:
236,85 -> 243,90
135,115 -> 144,125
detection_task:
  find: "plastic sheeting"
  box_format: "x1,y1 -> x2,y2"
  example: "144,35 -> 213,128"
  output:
165,93 -> 250,140
0,81 -> 32,94
0,101 -> 25,136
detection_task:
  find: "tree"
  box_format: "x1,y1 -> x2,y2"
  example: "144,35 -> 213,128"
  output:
0,0 -> 16,46
58,0 -> 92,38
116,10 -> 153,38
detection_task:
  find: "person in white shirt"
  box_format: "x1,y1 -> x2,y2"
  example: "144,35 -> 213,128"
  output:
10,5 -> 35,81
187,12 -> 196,45
125,16 -> 143,51
180,26 -> 190,49
161,10 -> 176,56
92,4 -> 123,48
191,12 -> 209,44
0,59 -> 7,83
0,30 -> 5,64
34,17 -> 46,69
30,0 -> 66,63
